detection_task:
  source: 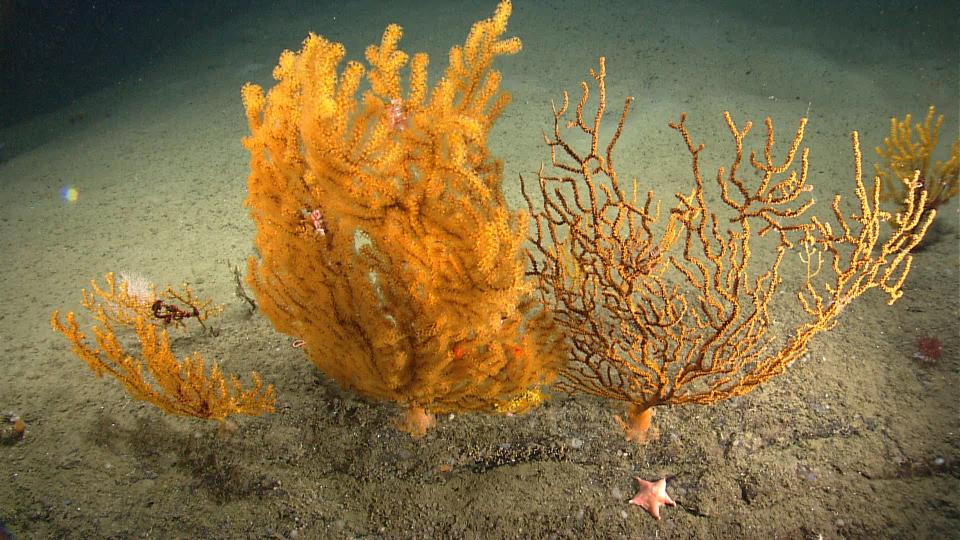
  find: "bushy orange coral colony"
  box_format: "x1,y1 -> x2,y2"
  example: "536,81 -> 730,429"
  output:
52,1 -> 934,442
241,0 -> 566,437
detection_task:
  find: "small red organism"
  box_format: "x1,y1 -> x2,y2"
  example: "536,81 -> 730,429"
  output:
387,97 -> 407,131
309,208 -> 326,236
913,336 -> 943,365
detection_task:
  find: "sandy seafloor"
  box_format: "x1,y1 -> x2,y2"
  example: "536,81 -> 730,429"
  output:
1,0 -> 958,538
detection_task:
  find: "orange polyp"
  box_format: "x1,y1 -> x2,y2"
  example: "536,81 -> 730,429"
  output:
394,404 -> 437,438
12,419 -> 26,438
615,404 -> 658,444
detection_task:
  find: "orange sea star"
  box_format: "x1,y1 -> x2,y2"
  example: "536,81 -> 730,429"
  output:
629,477 -> 676,520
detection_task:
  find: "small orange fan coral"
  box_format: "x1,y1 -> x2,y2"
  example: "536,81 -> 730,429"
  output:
875,105 -> 959,220
51,274 -> 274,423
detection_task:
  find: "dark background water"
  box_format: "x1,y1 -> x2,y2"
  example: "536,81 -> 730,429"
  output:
0,0 -> 255,125
2,0 -> 958,128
